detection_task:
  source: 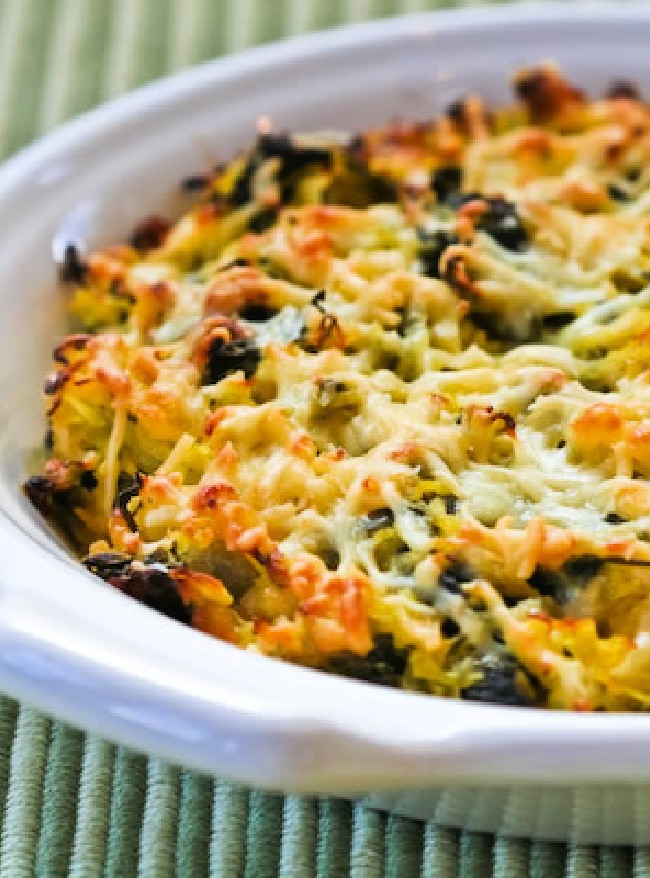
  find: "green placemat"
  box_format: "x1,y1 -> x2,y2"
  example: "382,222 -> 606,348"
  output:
0,0 -> 645,875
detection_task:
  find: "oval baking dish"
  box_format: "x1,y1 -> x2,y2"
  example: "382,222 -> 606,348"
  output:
2,1 -> 650,844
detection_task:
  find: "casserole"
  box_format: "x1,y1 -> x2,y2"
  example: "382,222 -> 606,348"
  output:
2,1 -> 650,843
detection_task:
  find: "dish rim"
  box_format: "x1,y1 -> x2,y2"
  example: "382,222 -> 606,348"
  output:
3,1 -> 650,790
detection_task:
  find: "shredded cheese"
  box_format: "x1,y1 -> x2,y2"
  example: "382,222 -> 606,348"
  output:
28,67 -> 650,710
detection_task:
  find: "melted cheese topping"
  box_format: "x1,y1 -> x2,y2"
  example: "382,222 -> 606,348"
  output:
29,67 -> 650,710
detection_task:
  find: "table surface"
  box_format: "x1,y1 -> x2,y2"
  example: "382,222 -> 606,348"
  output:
1,0 -> 646,875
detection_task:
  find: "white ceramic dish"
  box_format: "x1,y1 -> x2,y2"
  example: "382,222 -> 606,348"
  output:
3,2 -> 650,844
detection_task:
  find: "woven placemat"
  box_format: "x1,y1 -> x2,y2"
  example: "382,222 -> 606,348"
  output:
0,0 -> 645,874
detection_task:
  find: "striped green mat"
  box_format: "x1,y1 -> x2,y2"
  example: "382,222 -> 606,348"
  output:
0,0 -> 646,875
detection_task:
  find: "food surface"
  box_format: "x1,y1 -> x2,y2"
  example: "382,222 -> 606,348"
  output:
26,67 -> 650,710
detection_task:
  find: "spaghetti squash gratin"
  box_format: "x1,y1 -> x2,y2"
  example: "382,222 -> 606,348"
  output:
26,67 -> 650,711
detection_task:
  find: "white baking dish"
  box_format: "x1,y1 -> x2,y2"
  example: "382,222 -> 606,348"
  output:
1,2 -> 650,844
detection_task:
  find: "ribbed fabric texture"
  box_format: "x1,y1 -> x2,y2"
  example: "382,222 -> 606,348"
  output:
0,0 -> 646,874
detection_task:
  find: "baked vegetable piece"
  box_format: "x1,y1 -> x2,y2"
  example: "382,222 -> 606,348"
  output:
28,66 -> 650,710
